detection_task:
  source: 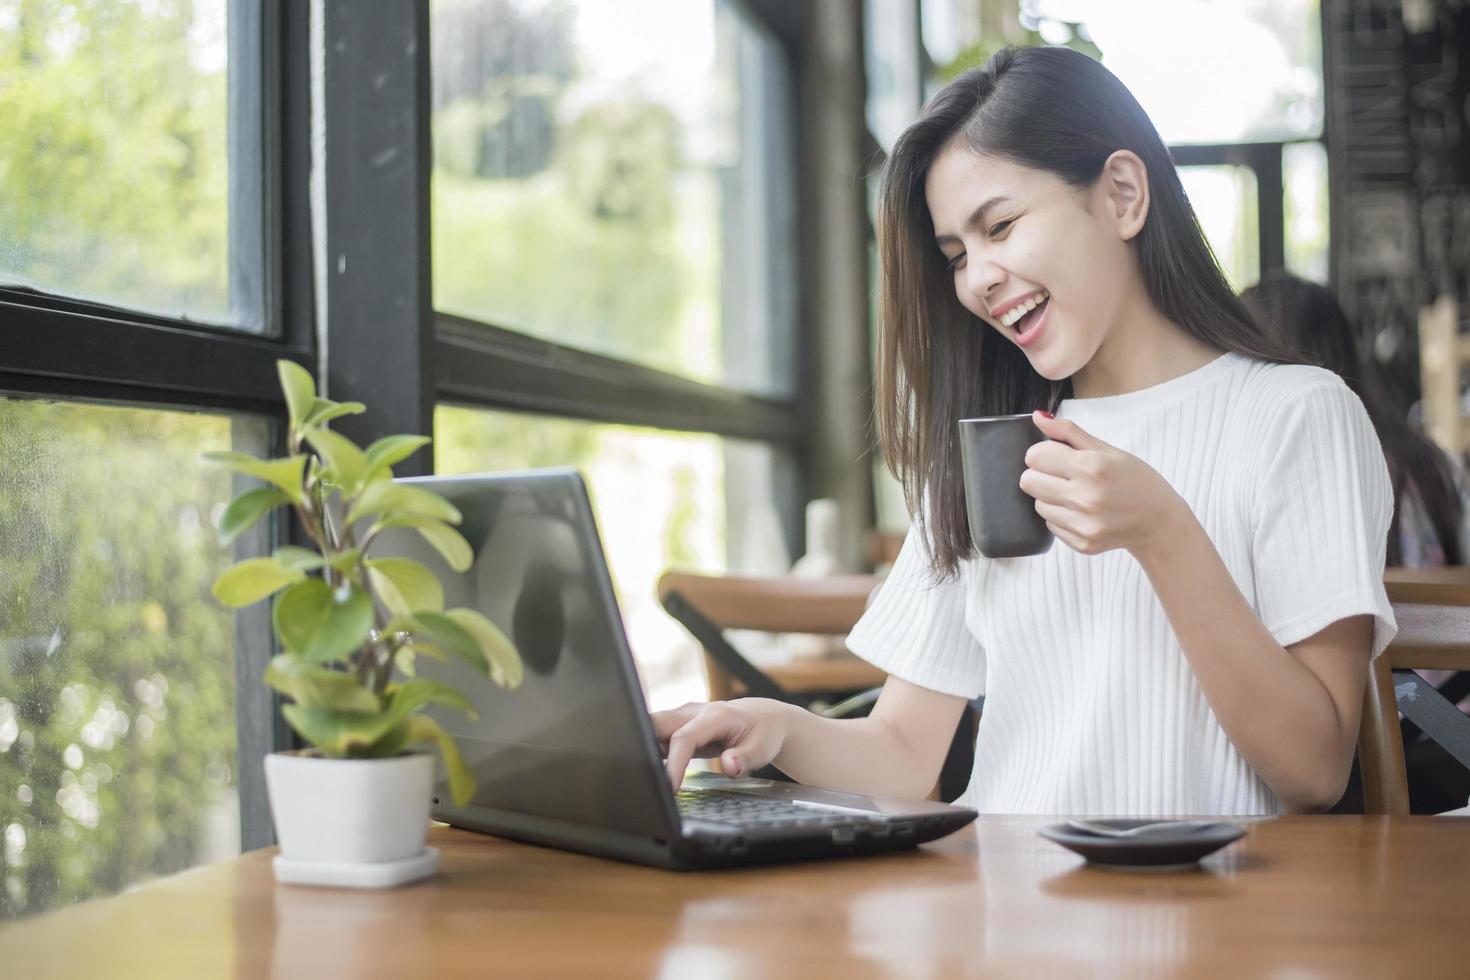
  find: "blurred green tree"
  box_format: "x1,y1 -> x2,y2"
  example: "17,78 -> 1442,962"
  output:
0,399 -> 244,921
0,0 -> 230,319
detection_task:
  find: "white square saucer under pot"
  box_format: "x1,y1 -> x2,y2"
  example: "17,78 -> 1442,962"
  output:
272,846 -> 440,889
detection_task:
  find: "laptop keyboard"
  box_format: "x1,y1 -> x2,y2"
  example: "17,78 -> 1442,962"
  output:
676,789 -> 886,829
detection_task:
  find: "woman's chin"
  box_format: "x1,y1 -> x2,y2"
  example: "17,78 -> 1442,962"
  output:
1023,349 -> 1073,382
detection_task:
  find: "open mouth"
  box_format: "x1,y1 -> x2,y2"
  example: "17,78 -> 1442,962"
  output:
998,290 -> 1049,332
1011,297 -> 1049,336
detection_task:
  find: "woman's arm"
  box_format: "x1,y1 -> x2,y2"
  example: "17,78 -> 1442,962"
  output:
653,676 -> 968,799
1133,513 -> 1371,812
1023,410 -> 1375,812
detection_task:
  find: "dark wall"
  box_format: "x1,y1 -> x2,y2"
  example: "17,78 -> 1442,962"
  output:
1326,0 -> 1470,412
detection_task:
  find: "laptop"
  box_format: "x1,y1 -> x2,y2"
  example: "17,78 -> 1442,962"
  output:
386,468 -> 977,869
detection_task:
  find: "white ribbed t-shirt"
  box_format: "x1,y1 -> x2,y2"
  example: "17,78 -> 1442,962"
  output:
846,352 -> 1398,816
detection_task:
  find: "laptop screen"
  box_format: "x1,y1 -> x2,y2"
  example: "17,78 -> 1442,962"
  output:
382,469 -> 678,839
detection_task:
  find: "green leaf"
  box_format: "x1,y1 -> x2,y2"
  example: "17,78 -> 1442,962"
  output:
361,435 -> 432,483
277,360 -> 317,432
273,545 -> 325,572
281,705 -> 401,758
365,556 -> 445,617
385,678 -> 477,721
402,642 -> 447,663
367,719 -> 412,756
383,639 -> 448,681
371,515 -> 474,572
211,558 -> 304,608
264,655 -> 380,712
302,398 -> 367,428
400,611 -> 487,674
304,426 -> 369,493
218,487 -> 290,546
403,714 -> 476,806
201,451 -> 306,504
445,608 -> 523,688
273,579 -> 375,663
393,648 -> 417,677
327,548 -> 363,573
347,481 -> 461,526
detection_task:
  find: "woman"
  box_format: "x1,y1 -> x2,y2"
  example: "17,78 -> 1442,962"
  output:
654,46 -> 1396,816
1241,270 -> 1467,568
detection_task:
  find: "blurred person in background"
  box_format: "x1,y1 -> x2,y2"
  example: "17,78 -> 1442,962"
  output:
1243,270 -> 1470,812
1241,270 -> 1468,568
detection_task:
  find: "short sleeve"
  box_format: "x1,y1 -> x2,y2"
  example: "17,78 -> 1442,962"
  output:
1251,380 -> 1398,658
844,522 -> 986,698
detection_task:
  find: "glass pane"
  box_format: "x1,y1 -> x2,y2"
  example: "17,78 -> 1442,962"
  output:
434,405 -> 793,710
1179,164 -> 1260,292
921,0 -> 982,71
0,0 -> 259,329
0,398 -> 266,921
1284,140 -> 1329,284
1031,0 -> 1323,144
866,0 -> 923,152
430,0 -> 797,398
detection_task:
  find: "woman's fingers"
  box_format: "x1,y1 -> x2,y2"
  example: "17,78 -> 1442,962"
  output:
1032,410 -> 1107,450
1019,467 -> 1070,503
650,702 -> 706,748
663,706 -> 742,790
1023,439 -> 1091,479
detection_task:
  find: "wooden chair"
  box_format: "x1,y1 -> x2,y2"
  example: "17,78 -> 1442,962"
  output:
655,571 -> 887,708
1358,567 -> 1470,814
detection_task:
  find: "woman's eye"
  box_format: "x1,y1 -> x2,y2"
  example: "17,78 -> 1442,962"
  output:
945,252 -> 966,271
988,219 -> 1015,238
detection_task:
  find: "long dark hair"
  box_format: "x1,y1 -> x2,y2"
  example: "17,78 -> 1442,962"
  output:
875,45 -> 1303,578
1241,271 -> 1462,566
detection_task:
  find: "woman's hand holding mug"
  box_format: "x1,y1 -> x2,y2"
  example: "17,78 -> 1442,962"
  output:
1021,410 -> 1189,561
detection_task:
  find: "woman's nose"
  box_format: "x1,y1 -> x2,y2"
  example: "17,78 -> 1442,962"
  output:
963,256 -> 1004,310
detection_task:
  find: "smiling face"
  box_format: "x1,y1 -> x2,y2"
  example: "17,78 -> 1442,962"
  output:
924,143 -> 1142,383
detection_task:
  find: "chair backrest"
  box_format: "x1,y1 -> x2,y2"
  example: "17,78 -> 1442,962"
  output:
1359,569 -> 1470,814
656,571 -> 881,702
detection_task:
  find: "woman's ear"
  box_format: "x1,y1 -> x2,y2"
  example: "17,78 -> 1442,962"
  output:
1098,150 -> 1149,241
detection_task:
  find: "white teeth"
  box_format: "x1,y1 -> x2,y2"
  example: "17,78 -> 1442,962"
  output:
999,291 -> 1049,328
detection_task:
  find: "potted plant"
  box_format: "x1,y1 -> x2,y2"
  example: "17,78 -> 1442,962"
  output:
205,360 -> 522,888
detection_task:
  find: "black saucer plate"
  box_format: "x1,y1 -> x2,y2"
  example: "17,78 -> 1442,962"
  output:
1038,820 -> 1247,871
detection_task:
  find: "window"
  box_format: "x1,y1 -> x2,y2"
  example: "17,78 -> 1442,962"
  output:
1180,164 -> 1261,291
430,0 -> 797,398
0,0 -> 264,331
435,405 -> 794,709
0,398 -> 269,920
2,0 -> 301,918
1283,140 -> 1329,283
1028,0 -> 1324,146
429,0 -> 807,712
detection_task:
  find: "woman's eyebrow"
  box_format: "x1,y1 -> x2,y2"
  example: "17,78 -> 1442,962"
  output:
934,195 -> 1011,246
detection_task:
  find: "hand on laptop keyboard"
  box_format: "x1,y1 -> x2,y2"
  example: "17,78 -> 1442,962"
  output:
651,699 -> 791,791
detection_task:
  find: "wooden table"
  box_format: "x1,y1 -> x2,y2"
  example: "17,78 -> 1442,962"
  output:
3,816 -> 1467,978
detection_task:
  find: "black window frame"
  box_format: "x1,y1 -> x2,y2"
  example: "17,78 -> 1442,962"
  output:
0,0 -> 313,851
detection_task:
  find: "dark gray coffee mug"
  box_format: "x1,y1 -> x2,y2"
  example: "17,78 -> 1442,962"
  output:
957,415 -> 1054,559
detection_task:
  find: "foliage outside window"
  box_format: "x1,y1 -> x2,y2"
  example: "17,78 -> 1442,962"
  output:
0,0 -> 256,329
430,0 -> 796,398
0,399 -> 264,920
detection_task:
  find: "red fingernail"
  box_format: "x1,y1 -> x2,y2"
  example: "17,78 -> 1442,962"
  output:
1037,410 -> 1055,420
729,757 -> 742,777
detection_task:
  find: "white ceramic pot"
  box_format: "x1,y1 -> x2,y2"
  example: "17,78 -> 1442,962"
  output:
264,751 -> 434,865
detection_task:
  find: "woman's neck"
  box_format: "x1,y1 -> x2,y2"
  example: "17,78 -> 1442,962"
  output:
1070,292 -> 1222,399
